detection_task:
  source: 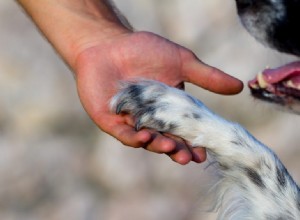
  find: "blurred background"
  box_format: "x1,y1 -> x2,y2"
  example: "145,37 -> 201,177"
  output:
1,1 -> 300,220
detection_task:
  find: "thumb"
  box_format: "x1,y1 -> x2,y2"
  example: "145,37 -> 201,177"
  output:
182,56 -> 244,95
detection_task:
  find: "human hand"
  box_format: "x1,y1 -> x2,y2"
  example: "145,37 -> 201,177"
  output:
17,0 -> 243,165
75,31 -> 243,165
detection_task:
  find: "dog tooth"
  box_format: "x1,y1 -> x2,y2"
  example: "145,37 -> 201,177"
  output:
285,80 -> 294,88
284,80 -> 300,89
249,83 -> 259,89
257,72 -> 268,88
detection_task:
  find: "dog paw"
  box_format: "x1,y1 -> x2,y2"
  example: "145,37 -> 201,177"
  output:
110,80 -> 216,142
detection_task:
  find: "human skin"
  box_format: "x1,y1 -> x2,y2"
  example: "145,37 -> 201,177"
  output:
17,0 -> 243,165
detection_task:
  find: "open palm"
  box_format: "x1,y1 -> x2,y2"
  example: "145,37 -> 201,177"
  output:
75,31 -> 243,164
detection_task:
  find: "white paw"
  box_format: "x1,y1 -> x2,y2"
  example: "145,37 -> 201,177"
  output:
110,80 -> 227,146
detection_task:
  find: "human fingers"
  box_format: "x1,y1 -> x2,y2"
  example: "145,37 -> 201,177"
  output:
162,133 -> 206,164
141,132 -> 177,153
191,147 -> 207,163
100,115 -> 153,148
102,115 -> 201,164
182,53 -> 244,95
100,115 -> 176,152
107,122 -> 192,164
166,142 -> 207,165
105,123 -> 192,164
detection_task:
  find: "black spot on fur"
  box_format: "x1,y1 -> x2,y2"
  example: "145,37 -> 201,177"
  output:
168,123 -> 178,131
135,106 -> 156,118
183,113 -> 191,119
276,166 -> 287,188
230,137 -> 251,149
128,85 -> 143,97
245,167 -> 265,188
156,120 -> 167,130
183,113 -> 201,120
134,106 -> 157,131
127,85 -> 143,106
144,106 -> 157,115
231,128 -> 255,149
231,140 -> 242,146
219,163 -> 230,171
144,99 -> 157,106
261,159 -> 272,171
192,113 -> 201,119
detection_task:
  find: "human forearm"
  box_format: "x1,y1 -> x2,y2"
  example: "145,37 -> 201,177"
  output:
17,0 -> 131,68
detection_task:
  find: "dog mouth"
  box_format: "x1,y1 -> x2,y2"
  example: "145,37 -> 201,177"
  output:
248,61 -> 300,113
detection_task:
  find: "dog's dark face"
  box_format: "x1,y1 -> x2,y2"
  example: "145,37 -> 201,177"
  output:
236,0 -> 300,56
235,0 -> 300,113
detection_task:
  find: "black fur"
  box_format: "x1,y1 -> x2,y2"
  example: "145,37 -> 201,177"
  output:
235,0 -> 300,56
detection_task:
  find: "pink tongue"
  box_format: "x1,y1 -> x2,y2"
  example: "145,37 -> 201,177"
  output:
263,61 -> 300,84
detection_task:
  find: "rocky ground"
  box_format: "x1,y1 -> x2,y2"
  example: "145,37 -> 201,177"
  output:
1,1 -> 300,220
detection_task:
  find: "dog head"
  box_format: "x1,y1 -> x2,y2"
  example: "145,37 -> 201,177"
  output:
235,0 -> 300,113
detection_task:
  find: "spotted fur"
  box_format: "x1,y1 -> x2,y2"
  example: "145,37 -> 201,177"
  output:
111,80 -> 300,220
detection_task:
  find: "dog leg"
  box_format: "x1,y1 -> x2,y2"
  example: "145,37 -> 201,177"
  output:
111,80 -> 300,220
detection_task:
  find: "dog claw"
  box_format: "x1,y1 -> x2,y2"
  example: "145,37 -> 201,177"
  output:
116,101 -> 126,114
135,120 -> 143,131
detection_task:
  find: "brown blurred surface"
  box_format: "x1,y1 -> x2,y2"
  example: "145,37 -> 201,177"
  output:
1,1 -> 300,220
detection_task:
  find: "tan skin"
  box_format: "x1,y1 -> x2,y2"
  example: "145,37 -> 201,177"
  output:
17,0 -> 243,165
